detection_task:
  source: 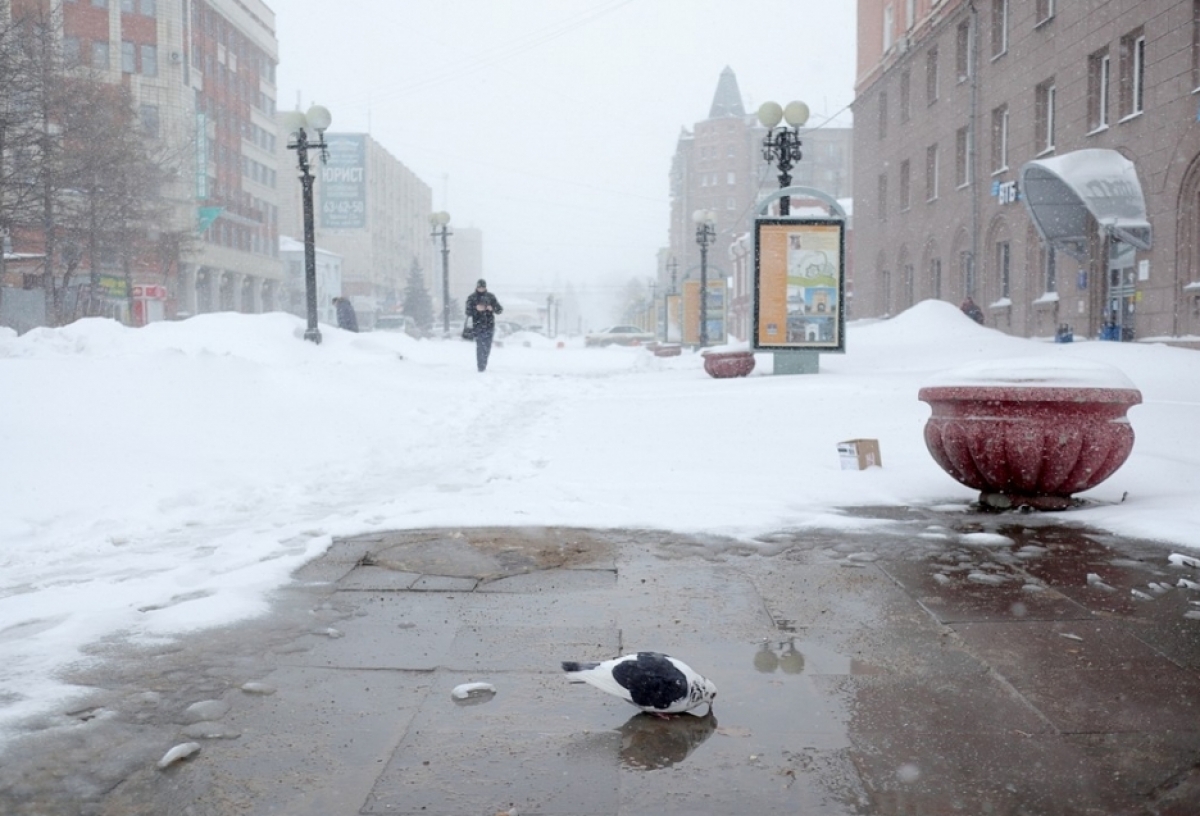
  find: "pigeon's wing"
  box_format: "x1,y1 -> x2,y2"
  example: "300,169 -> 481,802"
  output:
571,657 -> 636,703
612,652 -> 689,710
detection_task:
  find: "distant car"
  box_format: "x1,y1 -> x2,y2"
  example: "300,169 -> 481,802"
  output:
585,325 -> 656,347
373,314 -> 425,339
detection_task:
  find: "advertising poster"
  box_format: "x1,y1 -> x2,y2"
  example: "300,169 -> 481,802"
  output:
320,133 -> 367,229
705,280 -> 726,344
666,293 -> 683,342
681,280 -> 700,345
754,219 -> 845,351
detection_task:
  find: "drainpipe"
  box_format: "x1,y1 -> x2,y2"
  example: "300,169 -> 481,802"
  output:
968,0 -> 980,299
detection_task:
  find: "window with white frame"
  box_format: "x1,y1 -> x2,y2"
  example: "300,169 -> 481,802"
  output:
1036,0 -> 1054,26
884,4 -> 895,52
900,69 -> 911,122
927,46 -> 939,105
878,173 -> 888,221
879,90 -> 888,139
926,143 -> 939,202
1036,80 -> 1056,153
1044,246 -> 1057,293
997,241 -> 1011,298
1088,49 -> 1110,131
991,0 -> 1008,58
121,41 -> 136,73
956,20 -> 971,81
1120,30 -> 1146,117
991,104 -> 1008,172
955,126 -> 971,188
900,159 -> 911,211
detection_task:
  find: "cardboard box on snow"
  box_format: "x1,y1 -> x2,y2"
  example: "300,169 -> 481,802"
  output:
838,438 -> 882,470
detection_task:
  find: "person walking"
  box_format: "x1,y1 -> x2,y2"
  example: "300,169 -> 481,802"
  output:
465,279 -> 503,372
334,297 -> 359,332
960,296 -> 984,325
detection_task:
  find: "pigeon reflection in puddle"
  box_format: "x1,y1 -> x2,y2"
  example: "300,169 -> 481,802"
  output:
616,711 -> 718,770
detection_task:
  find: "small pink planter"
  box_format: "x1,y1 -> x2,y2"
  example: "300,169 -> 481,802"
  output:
703,350 -> 755,378
918,384 -> 1141,510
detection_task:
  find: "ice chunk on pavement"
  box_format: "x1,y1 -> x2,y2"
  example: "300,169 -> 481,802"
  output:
451,682 -> 497,700
1168,553 -> 1200,569
967,572 -> 1006,585
157,742 -> 200,769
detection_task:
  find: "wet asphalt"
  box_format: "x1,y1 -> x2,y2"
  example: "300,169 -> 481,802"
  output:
2,508 -> 1200,815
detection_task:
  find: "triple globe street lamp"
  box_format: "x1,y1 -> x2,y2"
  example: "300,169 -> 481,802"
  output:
757,100 -> 809,216
283,104 -> 333,345
429,211 -> 451,333
693,209 -> 716,348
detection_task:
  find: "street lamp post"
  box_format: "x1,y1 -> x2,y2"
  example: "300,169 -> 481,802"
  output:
758,100 -> 809,216
664,256 -> 678,341
693,209 -> 716,348
430,211 -> 451,334
283,104 -> 332,344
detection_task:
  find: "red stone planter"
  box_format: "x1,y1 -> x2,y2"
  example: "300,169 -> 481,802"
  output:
918,384 -> 1141,510
702,350 -> 755,378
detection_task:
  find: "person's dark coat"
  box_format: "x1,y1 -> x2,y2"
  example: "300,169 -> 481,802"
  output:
465,288 -> 503,333
961,297 -> 984,325
335,297 -> 359,332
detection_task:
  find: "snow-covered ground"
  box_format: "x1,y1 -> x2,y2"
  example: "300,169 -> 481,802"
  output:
2,299 -> 1198,741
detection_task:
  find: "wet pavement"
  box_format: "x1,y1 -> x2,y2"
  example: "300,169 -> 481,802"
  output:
3,509 -> 1200,815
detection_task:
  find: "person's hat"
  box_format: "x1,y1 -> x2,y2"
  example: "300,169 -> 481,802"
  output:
477,279 -> 487,288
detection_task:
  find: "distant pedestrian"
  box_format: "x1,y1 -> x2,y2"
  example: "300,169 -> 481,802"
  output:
960,296 -> 984,325
465,279 -> 503,372
334,297 -> 359,332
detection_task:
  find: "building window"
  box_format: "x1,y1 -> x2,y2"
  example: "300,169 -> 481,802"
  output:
878,173 -> 888,221
997,241 -> 1011,298
1120,29 -> 1146,118
726,172 -> 735,185
956,20 -> 971,82
905,0 -> 916,29
63,37 -> 81,67
1035,80 -> 1056,154
926,143 -> 939,202
140,0 -> 156,15
121,41 -> 135,73
991,104 -> 1008,172
955,126 -> 971,188
141,44 -> 157,77
884,4 -> 895,52
1193,1 -> 1200,91
900,159 -> 911,211
900,69 -> 911,122
1044,246 -> 1057,293
879,90 -> 888,139
92,0 -> 108,6
931,257 -> 943,299
991,0 -> 1008,58
92,40 -> 110,70
121,0 -> 134,11
1036,0 -> 1054,26
926,46 -> 939,105
1088,49 -> 1110,131
139,104 -> 159,137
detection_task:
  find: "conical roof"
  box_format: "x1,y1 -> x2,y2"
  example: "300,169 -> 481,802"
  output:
708,66 -> 745,119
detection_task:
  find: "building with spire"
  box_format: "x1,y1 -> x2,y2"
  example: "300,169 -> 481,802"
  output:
663,67 -> 853,340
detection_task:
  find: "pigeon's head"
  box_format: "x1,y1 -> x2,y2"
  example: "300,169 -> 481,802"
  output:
697,676 -> 718,707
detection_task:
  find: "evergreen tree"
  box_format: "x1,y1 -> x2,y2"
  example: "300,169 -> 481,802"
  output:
401,258 -> 434,330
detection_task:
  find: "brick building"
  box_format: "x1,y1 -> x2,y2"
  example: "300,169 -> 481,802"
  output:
853,0 -> 1200,342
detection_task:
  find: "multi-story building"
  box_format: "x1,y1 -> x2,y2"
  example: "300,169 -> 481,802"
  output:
665,67 -> 853,340
278,130 -> 434,328
853,0 -> 1200,342
3,0 -> 285,325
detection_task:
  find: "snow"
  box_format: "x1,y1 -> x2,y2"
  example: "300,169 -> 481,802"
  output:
2,298 -> 1199,741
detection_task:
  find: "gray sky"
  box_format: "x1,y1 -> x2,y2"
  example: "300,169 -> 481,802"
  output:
274,0 -> 857,298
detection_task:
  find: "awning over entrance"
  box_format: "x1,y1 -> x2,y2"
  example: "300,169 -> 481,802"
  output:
1019,149 -> 1152,261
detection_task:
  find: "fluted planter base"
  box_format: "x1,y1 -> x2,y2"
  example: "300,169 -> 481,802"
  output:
702,350 -> 755,378
918,385 -> 1141,511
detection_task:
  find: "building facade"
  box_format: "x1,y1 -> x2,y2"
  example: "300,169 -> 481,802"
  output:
853,0 -> 1200,342
4,0 -> 285,325
665,67 -> 853,341
278,130 -> 434,329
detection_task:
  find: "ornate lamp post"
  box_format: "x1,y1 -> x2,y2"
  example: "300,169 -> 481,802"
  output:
283,104 -> 332,344
758,100 -> 809,216
430,211 -> 451,334
693,209 -> 716,348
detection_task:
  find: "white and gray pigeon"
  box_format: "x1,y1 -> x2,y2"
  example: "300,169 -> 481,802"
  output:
561,652 -> 717,718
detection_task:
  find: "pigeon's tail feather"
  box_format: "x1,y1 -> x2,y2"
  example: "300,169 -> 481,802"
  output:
562,661 -> 600,673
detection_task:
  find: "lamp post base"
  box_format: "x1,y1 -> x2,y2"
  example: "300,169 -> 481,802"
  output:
304,327 -> 323,345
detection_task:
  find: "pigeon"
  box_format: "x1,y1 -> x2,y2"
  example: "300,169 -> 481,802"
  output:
561,652 -> 717,718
